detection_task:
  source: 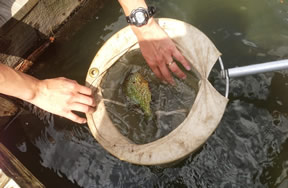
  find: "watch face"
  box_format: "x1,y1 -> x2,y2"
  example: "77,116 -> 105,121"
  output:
135,12 -> 145,23
130,8 -> 148,27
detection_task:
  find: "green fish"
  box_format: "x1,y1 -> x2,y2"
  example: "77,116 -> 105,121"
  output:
124,72 -> 152,117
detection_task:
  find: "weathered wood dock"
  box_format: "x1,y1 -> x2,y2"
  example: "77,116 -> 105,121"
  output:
0,169 -> 20,188
0,0 -> 85,68
0,0 -> 104,186
0,143 -> 44,188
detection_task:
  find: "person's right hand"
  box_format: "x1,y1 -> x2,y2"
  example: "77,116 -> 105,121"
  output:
131,19 -> 191,85
28,77 -> 96,124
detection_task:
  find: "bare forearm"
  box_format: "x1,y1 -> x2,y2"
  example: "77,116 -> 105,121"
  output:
118,0 -> 148,15
0,63 -> 96,124
118,0 -> 157,40
0,63 -> 38,101
117,0 -> 190,84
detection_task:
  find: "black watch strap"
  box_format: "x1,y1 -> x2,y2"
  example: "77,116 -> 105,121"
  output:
126,6 -> 156,25
147,6 -> 156,18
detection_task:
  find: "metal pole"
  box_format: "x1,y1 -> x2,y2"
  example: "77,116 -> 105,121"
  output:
227,59 -> 288,78
218,57 -> 230,98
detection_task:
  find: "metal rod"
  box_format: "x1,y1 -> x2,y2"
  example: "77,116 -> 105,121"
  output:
218,57 -> 229,98
224,70 -> 230,98
227,59 -> 288,78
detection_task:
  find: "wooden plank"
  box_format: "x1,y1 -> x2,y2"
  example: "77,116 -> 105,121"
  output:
13,0 -> 39,22
0,0 -> 39,33
0,96 -> 18,117
0,169 -> 11,188
0,0 -> 83,68
0,0 -> 39,28
3,179 -> 21,188
0,95 -> 19,132
0,143 -> 44,187
0,168 -> 20,188
0,0 -> 29,27
0,94 -> 22,133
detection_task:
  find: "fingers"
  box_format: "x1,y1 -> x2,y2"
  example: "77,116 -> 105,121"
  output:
73,93 -> 96,107
62,99 -> 95,124
147,62 -> 165,81
64,79 -> 96,107
145,46 -> 191,85
172,49 -> 191,71
165,48 -> 190,81
65,111 -> 87,124
168,62 -> 186,80
34,78 -> 97,124
61,79 -> 96,123
148,58 -> 183,85
76,84 -> 93,95
64,79 -> 93,96
69,102 -> 96,113
64,102 -> 96,124
158,60 -> 175,85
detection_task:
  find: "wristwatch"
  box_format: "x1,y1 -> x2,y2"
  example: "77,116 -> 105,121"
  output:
126,6 -> 156,27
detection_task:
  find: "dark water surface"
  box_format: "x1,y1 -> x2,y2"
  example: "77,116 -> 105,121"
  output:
2,0 -> 288,187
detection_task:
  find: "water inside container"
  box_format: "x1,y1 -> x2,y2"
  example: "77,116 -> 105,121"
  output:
101,49 -> 199,144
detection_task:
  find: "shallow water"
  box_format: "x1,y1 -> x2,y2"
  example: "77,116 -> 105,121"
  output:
1,0 -> 288,187
101,49 -> 198,144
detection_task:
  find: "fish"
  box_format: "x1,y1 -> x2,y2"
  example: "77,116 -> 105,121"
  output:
124,72 -> 152,117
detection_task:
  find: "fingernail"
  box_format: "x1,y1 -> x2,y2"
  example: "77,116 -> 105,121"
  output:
170,80 -> 176,86
89,107 -> 96,113
186,66 -> 191,71
162,80 -> 168,85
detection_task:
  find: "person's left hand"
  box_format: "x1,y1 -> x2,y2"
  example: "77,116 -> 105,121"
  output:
131,18 -> 191,85
28,77 -> 96,124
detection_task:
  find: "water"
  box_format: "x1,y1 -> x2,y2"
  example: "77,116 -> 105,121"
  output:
101,49 -> 198,144
1,0 -> 288,187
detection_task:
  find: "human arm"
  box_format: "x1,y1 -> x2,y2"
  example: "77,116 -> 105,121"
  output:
118,0 -> 191,85
0,63 -> 95,124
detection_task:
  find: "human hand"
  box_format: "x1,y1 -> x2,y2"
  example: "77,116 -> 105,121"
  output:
132,19 -> 191,85
28,77 -> 96,124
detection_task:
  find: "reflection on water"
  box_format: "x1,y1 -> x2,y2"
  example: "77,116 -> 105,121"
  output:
2,0 -> 288,187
